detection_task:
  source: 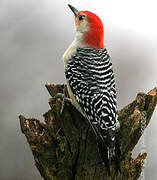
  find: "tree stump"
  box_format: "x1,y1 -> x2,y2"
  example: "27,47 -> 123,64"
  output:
19,84 -> 157,180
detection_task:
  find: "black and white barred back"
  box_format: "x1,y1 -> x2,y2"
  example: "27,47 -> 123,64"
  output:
65,47 -> 117,160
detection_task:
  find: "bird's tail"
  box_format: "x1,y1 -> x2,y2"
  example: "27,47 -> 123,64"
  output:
96,137 -> 121,176
96,138 -> 112,176
114,137 -> 121,174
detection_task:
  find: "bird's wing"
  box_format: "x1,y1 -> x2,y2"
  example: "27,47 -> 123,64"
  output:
65,47 -> 117,151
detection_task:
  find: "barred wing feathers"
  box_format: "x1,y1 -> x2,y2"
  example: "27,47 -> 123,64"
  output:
65,47 -> 117,160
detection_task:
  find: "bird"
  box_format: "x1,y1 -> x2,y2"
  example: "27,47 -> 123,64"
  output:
61,4 -> 120,175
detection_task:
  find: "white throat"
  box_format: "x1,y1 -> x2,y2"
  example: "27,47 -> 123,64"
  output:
63,31 -> 84,69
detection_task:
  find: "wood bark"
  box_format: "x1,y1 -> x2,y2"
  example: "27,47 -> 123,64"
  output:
19,84 -> 157,180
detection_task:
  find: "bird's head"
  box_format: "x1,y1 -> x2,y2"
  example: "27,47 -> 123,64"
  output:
68,4 -> 104,49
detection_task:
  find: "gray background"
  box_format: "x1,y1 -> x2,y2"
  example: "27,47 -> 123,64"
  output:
0,0 -> 157,179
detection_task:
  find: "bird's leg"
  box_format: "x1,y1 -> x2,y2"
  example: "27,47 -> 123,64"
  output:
56,85 -> 72,114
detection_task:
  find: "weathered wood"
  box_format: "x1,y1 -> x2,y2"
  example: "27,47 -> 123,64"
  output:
19,84 -> 157,180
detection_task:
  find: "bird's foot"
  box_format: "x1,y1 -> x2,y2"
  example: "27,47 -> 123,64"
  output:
56,93 -> 72,114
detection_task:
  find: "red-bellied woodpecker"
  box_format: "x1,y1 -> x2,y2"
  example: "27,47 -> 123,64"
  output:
62,4 -> 120,175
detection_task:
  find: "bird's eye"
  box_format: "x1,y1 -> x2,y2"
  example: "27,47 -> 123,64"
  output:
78,15 -> 84,21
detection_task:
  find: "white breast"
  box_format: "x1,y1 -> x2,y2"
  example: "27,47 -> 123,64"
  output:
62,32 -> 87,117
63,32 -> 83,69
63,42 -> 77,69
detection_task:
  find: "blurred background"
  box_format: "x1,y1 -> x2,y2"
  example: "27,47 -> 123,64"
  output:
0,0 -> 156,179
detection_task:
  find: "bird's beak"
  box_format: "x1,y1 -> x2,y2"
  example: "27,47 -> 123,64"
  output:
68,4 -> 78,17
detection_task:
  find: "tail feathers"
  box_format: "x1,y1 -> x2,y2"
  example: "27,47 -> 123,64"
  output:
114,138 -> 121,174
96,138 -> 121,176
108,146 -> 115,159
96,138 -> 111,176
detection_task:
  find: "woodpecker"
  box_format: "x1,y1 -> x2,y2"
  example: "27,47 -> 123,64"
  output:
62,4 -> 120,175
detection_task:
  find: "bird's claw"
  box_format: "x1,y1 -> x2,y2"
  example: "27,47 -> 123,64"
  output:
56,93 -> 65,100
56,93 -> 72,114
56,93 -> 65,114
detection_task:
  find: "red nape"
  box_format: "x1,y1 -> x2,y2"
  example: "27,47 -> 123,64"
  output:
78,11 -> 104,49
